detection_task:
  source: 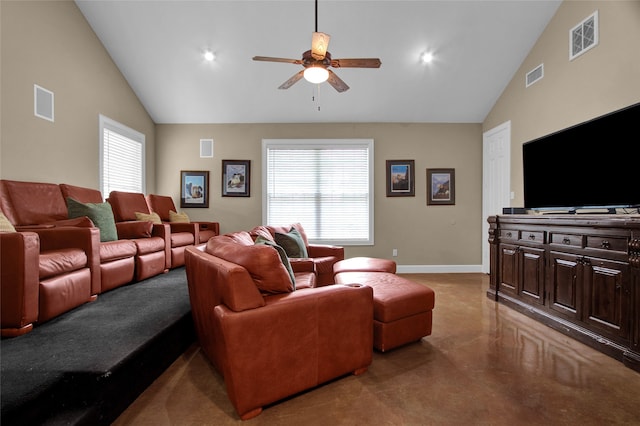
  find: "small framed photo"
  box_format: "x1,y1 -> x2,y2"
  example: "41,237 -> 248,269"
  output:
180,170 -> 209,208
222,160 -> 250,197
427,168 -> 455,205
386,160 -> 415,197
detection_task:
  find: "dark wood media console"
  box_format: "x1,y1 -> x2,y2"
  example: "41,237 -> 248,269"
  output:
487,214 -> 640,372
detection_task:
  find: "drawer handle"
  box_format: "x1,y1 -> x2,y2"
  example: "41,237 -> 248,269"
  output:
601,240 -> 611,249
528,234 -> 536,240
506,232 -> 512,238
563,238 -> 571,245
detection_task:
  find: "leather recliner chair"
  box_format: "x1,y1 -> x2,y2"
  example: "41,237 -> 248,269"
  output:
107,191 -> 173,274
59,184 -> 139,292
184,232 -> 373,420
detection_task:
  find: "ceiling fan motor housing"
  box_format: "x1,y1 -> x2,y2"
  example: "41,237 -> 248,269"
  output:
302,50 -> 331,69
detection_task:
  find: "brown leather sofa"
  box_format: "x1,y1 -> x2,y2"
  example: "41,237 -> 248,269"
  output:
0,180 -> 102,336
184,231 -> 373,420
249,223 -> 344,286
147,194 -> 220,244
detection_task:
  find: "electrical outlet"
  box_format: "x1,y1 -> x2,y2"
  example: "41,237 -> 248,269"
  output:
392,248 -> 398,257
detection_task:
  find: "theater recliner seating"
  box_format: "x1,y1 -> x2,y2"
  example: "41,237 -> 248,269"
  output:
106,191 -> 171,279
0,179 -> 101,296
146,194 -> 220,245
59,184 -> 138,292
0,180 -> 103,337
184,231 -> 373,420
0,226 -> 101,337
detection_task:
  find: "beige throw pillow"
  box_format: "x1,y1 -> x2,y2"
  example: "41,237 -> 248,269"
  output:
135,211 -> 162,224
0,211 -> 16,232
169,210 -> 190,223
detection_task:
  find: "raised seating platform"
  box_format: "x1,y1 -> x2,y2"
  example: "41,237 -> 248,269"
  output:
0,267 -> 195,425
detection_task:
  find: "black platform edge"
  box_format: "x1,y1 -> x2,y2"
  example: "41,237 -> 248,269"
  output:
2,316 -> 195,426
1,268 -> 196,426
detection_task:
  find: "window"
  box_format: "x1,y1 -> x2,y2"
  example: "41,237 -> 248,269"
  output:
99,115 -> 145,196
262,139 -> 374,246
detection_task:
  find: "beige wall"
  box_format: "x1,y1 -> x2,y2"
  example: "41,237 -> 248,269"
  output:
483,0 -> 640,207
156,123 -> 483,265
0,1 -> 155,191
5,1 -> 636,268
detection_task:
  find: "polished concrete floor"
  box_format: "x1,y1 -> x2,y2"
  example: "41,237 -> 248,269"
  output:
114,273 -> 640,425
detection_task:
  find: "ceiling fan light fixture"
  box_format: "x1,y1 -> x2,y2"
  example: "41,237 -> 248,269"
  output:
421,52 -> 434,64
304,66 -> 329,84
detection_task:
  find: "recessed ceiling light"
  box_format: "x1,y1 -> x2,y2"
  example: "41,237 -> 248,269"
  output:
204,50 -> 215,62
421,52 -> 434,64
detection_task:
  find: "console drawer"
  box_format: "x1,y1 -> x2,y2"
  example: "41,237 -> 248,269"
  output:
500,230 -> 518,241
519,231 -> 545,243
586,236 -> 628,253
550,233 -> 583,247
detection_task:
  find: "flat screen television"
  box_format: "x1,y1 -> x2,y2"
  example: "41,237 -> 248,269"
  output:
522,102 -> 640,212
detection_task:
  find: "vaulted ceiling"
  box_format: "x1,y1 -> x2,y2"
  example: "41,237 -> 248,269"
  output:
75,0 -> 561,124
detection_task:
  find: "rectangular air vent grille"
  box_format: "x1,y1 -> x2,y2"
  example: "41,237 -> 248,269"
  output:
526,64 -> 544,87
34,84 -> 54,122
570,10 -> 598,60
200,139 -> 214,158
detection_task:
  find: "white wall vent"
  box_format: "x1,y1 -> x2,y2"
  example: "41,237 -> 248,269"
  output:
570,10 -> 598,61
200,139 -> 214,158
34,84 -> 54,122
526,64 -> 544,87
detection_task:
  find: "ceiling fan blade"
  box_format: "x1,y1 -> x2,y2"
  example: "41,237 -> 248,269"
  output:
331,58 -> 382,68
327,70 -> 349,93
278,70 -> 305,90
311,32 -> 330,60
253,56 -> 302,65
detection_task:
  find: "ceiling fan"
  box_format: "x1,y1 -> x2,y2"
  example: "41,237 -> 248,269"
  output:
252,0 -> 381,93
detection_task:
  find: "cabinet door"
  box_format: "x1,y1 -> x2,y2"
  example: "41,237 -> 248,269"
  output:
548,251 -> 582,321
520,247 -> 545,305
582,257 -> 630,342
499,243 -> 519,296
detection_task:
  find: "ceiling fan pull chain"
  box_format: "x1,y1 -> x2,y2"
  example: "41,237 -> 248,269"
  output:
316,84 -> 321,111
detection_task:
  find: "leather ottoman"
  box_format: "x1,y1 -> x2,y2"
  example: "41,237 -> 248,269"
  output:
333,257 -> 435,352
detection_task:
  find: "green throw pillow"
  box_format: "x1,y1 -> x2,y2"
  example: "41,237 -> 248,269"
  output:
67,197 -> 118,242
255,235 -> 296,290
274,228 -> 308,258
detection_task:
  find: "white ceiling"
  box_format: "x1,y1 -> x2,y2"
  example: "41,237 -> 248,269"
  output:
75,0 -> 561,124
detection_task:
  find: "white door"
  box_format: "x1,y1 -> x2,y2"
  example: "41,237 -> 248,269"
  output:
482,121 -> 511,274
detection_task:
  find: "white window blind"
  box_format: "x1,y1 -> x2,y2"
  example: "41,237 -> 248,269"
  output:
99,115 -> 145,196
262,139 -> 374,246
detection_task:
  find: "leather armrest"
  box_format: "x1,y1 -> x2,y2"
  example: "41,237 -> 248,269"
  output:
0,232 -> 40,331
151,223 -> 171,268
35,226 -> 100,253
167,222 -> 198,234
289,258 -> 315,273
307,244 -> 344,260
196,221 -> 220,235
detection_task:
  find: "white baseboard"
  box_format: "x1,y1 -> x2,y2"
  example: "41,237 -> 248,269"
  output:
396,264 -> 484,274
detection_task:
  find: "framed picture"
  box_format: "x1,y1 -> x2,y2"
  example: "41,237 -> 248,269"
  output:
180,170 -> 209,208
427,168 -> 455,205
386,160 -> 415,197
222,160 -> 250,197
